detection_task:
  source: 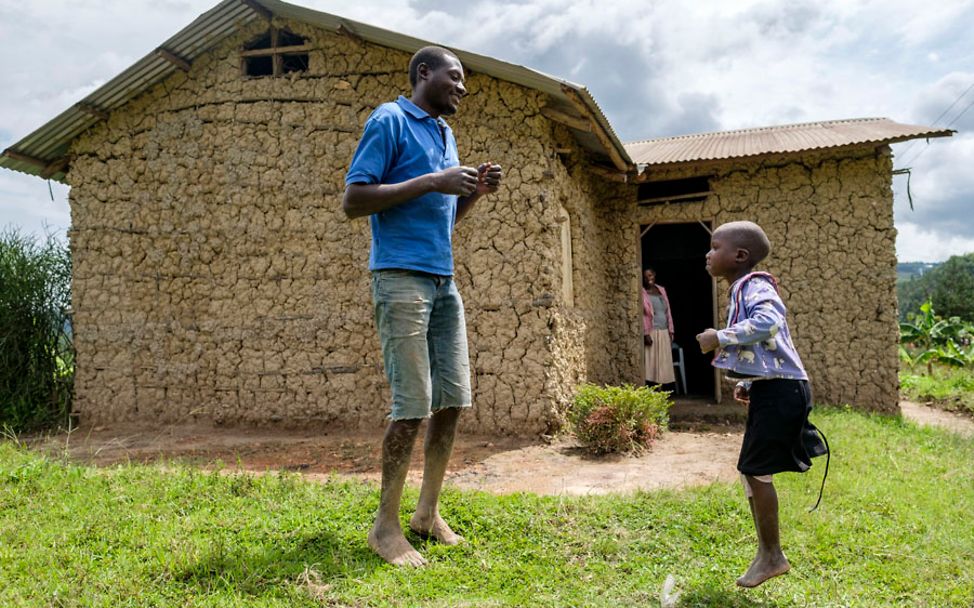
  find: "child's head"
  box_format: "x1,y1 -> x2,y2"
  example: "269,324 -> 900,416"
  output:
706,221 -> 771,280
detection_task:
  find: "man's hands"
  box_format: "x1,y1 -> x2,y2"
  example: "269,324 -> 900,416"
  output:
435,166 -> 479,196
476,162 -> 502,195
454,162 -> 502,223
696,328 -> 720,353
434,162 -> 503,198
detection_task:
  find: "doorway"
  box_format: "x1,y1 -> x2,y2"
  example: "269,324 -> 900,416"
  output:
640,222 -> 715,399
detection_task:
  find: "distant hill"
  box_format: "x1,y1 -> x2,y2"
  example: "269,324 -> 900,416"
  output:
897,261 -> 939,282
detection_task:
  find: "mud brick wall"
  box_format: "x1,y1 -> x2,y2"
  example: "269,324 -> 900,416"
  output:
633,147 -> 899,412
65,17 -> 624,435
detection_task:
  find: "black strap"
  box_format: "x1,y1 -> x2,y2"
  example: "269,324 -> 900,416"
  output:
808,428 -> 830,512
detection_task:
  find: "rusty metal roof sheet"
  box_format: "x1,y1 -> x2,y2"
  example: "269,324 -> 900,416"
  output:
1,0 -> 630,183
625,118 -> 954,168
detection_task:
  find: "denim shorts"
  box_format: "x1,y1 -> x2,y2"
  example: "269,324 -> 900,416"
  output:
371,269 -> 472,420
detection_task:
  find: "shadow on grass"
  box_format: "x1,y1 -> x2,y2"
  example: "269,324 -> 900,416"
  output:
166,528 -> 380,597
680,585 -> 779,607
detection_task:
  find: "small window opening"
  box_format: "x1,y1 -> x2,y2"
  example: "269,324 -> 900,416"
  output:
282,53 -> 309,73
242,27 -> 309,78
243,30 -> 274,51
637,175 -> 712,206
246,56 -> 274,77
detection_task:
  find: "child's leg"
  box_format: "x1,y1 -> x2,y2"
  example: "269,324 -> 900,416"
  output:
738,474 -> 790,588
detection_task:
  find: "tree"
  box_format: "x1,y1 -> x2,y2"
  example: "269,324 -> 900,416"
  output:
898,252 -> 974,322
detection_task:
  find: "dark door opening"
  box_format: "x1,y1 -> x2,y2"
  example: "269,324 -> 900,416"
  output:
640,222 -> 715,398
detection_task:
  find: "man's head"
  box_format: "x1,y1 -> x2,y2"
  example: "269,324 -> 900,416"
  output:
408,46 -> 465,117
706,221 -> 771,279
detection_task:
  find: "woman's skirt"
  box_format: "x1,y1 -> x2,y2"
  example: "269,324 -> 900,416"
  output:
644,329 -> 675,384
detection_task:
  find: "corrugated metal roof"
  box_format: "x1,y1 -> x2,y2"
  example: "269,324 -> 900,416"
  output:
1,0 -> 631,183
625,118 -> 954,168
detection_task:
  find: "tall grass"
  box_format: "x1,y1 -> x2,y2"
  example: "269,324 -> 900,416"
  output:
0,228 -> 73,431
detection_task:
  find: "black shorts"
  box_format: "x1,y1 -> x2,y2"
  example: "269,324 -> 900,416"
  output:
738,379 -> 820,476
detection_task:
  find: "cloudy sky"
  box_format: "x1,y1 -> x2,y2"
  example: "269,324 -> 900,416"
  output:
1,0 -> 972,261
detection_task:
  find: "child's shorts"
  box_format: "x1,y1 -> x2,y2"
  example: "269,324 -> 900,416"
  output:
737,378 -> 819,476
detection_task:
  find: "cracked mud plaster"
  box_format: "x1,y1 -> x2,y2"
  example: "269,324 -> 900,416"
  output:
64,18 -> 636,435
634,148 -> 900,413
63,19 -> 898,436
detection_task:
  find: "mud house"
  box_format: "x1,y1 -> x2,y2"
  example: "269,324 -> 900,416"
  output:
0,0 -> 952,435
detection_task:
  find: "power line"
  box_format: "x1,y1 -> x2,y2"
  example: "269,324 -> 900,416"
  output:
944,90 -> 974,129
896,78 -> 974,164
898,90 -> 974,169
929,79 -> 974,127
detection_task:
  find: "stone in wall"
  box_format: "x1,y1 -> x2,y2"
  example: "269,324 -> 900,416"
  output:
66,17 -> 610,435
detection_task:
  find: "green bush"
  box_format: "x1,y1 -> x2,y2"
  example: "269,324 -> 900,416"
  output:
569,383 -> 672,455
0,229 -> 73,432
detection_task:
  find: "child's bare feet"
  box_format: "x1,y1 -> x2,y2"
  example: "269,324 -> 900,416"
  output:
368,521 -> 427,567
736,552 -> 790,588
409,512 -> 464,545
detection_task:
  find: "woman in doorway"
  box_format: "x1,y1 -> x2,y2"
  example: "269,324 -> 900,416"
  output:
642,267 -> 676,388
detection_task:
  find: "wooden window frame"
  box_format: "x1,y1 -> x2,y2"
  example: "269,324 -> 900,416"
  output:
240,27 -> 310,78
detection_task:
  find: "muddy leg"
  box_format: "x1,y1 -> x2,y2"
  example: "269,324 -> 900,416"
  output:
410,406 -> 463,544
368,419 -> 425,566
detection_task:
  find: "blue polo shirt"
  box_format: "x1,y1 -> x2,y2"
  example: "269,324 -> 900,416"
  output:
345,96 -> 461,276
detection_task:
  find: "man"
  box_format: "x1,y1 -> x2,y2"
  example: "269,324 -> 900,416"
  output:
343,45 -> 502,567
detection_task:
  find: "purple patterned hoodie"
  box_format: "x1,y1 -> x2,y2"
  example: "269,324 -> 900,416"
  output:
713,272 -> 808,380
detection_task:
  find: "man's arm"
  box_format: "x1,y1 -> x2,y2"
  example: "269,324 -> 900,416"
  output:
343,166 -> 480,219
455,163 -> 503,223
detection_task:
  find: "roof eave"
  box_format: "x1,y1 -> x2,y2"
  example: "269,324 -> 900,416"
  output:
633,125 -> 955,177
0,0 -> 633,184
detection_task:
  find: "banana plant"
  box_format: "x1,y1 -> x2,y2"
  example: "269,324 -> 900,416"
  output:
900,300 -> 974,374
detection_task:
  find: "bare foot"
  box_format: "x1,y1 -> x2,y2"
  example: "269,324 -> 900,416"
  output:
736,553 -> 790,588
409,512 -> 464,545
368,522 -> 427,567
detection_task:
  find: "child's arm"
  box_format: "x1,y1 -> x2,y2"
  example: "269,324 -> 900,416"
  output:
717,282 -> 786,347
696,328 -> 720,353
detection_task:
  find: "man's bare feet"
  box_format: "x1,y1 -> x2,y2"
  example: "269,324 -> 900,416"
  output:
409,512 -> 464,545
368,521 -> 427,567
736,552 -> 790,588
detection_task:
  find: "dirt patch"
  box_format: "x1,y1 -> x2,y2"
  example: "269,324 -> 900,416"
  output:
26,422 -> 532,477
446,431 -> 742,495
26,419 -> 743,496
24,400 -> 968,497
900,400 -> 974,438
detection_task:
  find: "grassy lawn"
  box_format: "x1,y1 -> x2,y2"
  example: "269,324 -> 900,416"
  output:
900,365 -> 974,416
2,406 -> 973,607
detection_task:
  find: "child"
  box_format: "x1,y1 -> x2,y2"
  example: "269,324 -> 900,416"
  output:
696,220 -> 826,588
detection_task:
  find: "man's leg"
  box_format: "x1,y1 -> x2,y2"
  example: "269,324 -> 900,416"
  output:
410,406 -> 462,543
368,419 -> 425,566
410,277 -> 470,544
369,270 -> 435,566
737,475 -> 790,587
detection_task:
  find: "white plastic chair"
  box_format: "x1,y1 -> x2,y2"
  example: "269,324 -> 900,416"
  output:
671,343 -> 687,395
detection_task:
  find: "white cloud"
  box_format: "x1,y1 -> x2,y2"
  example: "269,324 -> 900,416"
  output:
1,0 -> 972,263
896,222 -> 974,262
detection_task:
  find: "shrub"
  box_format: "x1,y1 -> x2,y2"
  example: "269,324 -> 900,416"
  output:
569,383 -> 672,455
0,229 -> 73,432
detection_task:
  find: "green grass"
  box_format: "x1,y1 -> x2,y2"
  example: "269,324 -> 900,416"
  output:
2,407 -> 973,607
900,365 -> 974,416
